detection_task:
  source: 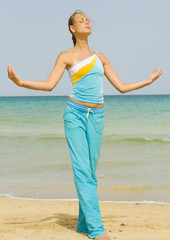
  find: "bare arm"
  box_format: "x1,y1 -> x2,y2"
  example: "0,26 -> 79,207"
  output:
7,51 -> 67,91
98,53 -> 163,93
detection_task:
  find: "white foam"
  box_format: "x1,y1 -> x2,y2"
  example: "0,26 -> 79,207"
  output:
0,194 -> 169,204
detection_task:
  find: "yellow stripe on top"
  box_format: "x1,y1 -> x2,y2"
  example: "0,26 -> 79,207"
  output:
72,55 -> 97,85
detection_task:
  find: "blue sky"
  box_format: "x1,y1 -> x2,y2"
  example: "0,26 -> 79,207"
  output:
1,0 -> 169,96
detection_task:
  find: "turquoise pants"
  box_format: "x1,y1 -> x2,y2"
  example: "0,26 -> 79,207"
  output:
63,99 -> 105,239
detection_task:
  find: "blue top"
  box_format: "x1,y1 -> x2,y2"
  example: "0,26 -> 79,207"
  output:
67,50 -> 104,104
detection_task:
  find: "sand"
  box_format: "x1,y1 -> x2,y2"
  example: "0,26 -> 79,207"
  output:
0,196 -> 170,240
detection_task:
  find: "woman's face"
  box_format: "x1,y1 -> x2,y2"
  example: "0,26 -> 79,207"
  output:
70,13 -> 92,36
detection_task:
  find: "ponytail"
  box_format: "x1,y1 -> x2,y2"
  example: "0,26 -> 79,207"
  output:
68,9 -> 86,46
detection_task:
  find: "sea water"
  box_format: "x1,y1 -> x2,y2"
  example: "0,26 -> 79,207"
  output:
0,95 -> 170,203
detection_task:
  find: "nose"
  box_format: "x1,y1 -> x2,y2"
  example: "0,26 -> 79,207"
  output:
85,22 -> 90,27
85,19 -> 90,25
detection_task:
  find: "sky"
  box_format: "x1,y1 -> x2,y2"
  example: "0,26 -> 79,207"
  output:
0,0 -> 169,96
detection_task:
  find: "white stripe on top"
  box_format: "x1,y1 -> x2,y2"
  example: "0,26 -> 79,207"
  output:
68,54 -> 96,76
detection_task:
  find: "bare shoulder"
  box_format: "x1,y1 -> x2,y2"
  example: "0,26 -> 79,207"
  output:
56,50 -> 69,62
97,52 -> 109,66
56,49 -> 75,69
55,50 -> 73,69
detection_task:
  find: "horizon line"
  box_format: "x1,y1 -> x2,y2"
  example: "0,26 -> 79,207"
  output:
0,93 -> 170,98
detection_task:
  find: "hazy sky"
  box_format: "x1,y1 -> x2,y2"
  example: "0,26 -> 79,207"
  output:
1,0 -> 169,96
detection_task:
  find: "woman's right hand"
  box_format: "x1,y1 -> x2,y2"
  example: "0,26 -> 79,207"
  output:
7,64 -> 23,87
7,51 -> 67,91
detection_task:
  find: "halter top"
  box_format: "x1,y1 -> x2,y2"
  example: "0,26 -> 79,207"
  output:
67,50 -> 104,104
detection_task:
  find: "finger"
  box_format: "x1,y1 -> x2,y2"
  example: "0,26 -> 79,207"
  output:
153,68 -> 162,75
9,66 -> 12,74
157,67 -> 163,72
8,69 -> 10,77
11,67 -> 16,77
157,72 -> 161,76
156,71 -> 161,75
8,66 -> 12,74
10,68 -> 14,76
152,69 -> 157,75
159,68 -> 163,74
11,67 -> 15,74
8,69 -> 12,78
8,65 -> 12,74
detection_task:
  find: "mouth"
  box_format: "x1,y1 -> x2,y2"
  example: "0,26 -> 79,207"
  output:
85,26 -> 91,29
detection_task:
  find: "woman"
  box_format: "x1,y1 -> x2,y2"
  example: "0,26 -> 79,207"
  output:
7,9 -> 163,240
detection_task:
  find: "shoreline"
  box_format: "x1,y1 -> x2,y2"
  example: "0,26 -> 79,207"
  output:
1,184 -> 170,204
0,193 -> 170,205
0,195 -> 170,240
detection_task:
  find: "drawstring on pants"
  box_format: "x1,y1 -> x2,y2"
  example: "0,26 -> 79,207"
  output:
86,108 -> 94,119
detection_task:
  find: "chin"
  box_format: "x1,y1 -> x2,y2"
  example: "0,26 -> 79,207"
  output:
80,30 -> 92,37
86,30 -> 92,35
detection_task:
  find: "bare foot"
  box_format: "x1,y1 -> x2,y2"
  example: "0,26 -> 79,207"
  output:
93,233 -> 112,240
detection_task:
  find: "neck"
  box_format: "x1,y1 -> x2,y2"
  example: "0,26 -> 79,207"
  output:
74,35 -> 90,52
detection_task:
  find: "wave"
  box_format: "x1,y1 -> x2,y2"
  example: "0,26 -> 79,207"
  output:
36,134 -> 65,141
0,135 -> 30,140
0,134 -> 65,141
1,134 -> 170,144
103,135 -> 170,144
98,185 -> 170,192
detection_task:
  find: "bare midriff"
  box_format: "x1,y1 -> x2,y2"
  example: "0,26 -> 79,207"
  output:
68,97 -> 104,108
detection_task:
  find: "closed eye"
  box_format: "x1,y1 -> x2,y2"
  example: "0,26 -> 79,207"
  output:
79,18 -> 90,23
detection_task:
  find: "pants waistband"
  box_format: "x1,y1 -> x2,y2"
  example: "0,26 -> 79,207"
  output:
66,99 -> 104,117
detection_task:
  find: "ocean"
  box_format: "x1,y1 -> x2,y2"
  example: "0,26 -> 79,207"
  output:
0,95 -> 170,203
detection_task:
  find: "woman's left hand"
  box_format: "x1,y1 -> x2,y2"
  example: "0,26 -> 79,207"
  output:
148,66 -> 163,84
8,64 -> 23,87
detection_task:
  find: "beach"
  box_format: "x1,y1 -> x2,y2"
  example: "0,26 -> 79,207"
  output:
0,95 -> 170,239
0,196 -> 170,240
